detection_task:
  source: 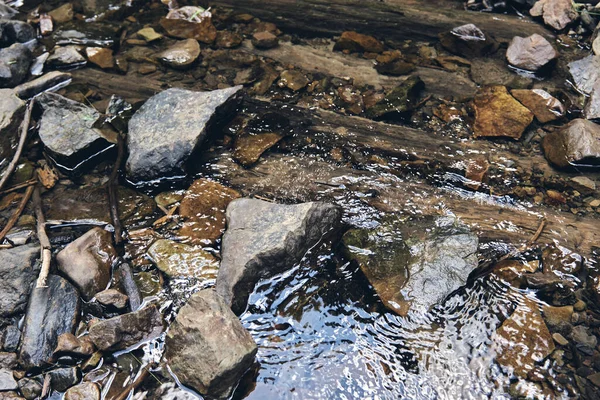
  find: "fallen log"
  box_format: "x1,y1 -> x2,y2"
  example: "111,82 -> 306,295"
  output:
207,0 -> 552,42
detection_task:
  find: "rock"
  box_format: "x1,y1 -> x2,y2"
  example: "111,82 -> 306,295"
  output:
160,7 -> 217,44
88,305 -> 163,351
0,44 -> 32,88
571,176 -> 596,191
165,289 -> 257,399
511,89 -> 564,123
277,70 -> 309,91
0,369 -> 17,391
177,179 -> 240,245
39,14 -> 53,36
343,215 -> 478,316
465,157 -> 489,190
530,0 -> 577,30
113,263 -> 142,311
584,81 -> 600,120
158,39 -> 200,69
148,239 -> 219,280
571,325 -> 597,349
542,305 -> 573,335
232,132 -> 283,166
568,55 -> 600,95
493,297 -> 555,378
215,31 -> 243,49
506,34 -> 557,71
542,119 -> 600,168
0,5 -> 17,19
0,20 -> 36,46
137,27 -> 162,43
333,31 -> 384,53
0,353 -> 16,369
64,382 -> 100,400
375,59 -> 415,76
53,333 -> 95,357
46,46 -> 86,69
439,24 -> 497,58
36,92 -> 115,168
470,58 -> 533,89
95,289 -> 128,309
85,47 -> 114,69
473,86 -> 533,139
552,332 -> 569,346
48,4 -> 74,24
126,86 -> 243,181
542,244 -> 582,284
251,31 -> 278,49
17,378 -> 41,400
56,228 -> 117,301
365,76 -> 424,120
0,244 -> 39,317
216,199 -> 342,314
13,71 -> 72,99
44,367 -> 80,392
0,89 -> 24,168
19,275 -> 80,369
2,326 -> 20,352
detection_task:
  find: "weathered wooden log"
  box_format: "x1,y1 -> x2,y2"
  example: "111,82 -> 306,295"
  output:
206,0 -> 552,42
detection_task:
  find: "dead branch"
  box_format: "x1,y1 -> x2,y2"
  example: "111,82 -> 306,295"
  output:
0,184 -> 35,242
33,185 -> 52,288
108,133 -> 126,245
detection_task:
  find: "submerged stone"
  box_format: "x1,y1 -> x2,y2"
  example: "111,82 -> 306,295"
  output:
13,71 -> 72,100
165,289 -> 257,399
46,46 -> 86,69
0,89 -> 24,172
473,85 -> 533,139
568,55 -> 600,95
0,244 -> 39,317
506,34 -> 557,71
333,31 -> 384,53
232,132 -> 283,166
0,20 -> 36,46
366,76 -> 424,120
278,70 -> 309,91
64,382 -> 100,400
158,39 -> 200,69
126,86 -> 243,181
160,7 -> 217,44
251,31 -> 278,49
542,119 -> 600,168
343,215 -> 478,316
511,89 -> 564,123
85,47 -> 114,69
216,198 -> 343,315
439,24 -> 497,58
147,239 -> 219,280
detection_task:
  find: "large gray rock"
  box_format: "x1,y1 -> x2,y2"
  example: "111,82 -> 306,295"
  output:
46,46 -> 86,69
0,89 -> 24,172
530,0 -> 577,31
164,289 -> 257,399
88,305 -> 163,351
584,81 -> 600,120
568,55 -> 600,95
126,86 -> 243,181
216,199 -> 343,315
542,119 -> 600,168
0,43 -> 32,88
0,244 -> 40,317
0,369 -> 17,391
19,275 -> 80,369
342,216 -> 479,316
56,227 -> 117,301
36,92 -> 115,168
506,34 -> 557,71
0,20 -> 36,47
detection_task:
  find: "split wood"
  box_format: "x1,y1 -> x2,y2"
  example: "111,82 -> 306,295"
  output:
33,185 -> 52,288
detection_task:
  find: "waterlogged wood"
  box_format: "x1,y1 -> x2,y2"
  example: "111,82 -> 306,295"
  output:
206,0 -> 552,42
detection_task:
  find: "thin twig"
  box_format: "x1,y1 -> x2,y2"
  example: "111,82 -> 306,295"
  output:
0,101 -> 33,191
0,184 -> 34,242
528,218 -> 547,244
108,133 -> 126,245
0,178 -> 37,196
33,185 -> 52,288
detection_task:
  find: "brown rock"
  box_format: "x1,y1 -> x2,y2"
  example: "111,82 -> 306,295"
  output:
160,7 -> 217,44
490,259 -> 539,286
137,27 -> 162,43
233,132 -> 283,166
138,64 -> 156,75
95,288 -> 128,309
542,305 -> 573,335
473,86 -> 534,139
333,31 -> 384,54
530,0 -> 577,31
251,31 -> 278,49
506,34 -> 558,71
465,157 -> 489,190
48,3 -> 74,24
158,39 -> 200,69
147,239 -> 219,280
53,333 -> 95,358
278,70 -> 309,91
64,382 -> 100,400
39,14 -> 53,36
85,47 -> 114,69
542,244 -> 582,282
542,119 -> 600,168
177,179 -> 241,245
493,297 -> 555,378
215,31 -> 243,49
439,24 -> 498,58
511,89 -> 564,123
337,85 -> 364,115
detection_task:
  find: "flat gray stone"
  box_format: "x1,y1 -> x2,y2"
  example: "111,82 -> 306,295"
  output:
542,118 -> 600,168
569,55 -> 600,95
506,34 -> 557,71
0,369 -> 17,391
216,198 -> 343,314
126,86 -> 242,181
0,244 -> 40,317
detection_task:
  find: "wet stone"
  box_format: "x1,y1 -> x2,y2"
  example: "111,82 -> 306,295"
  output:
506,34 -> 557,72
553,332 -> 569,346
251,31 -> 278,49
46,46 -> 86,69
366,76 -> 424,120
278,70 -> 309,91
2,325 -> 20,352
0,89 -> 24,170
48,4 -> 74,24
126,86 -> 242,181
232,132 -> 283,166
0,353 -> 16,369
439,24 -> 497,58
542,305 -> 573,335
511,89 -> 564,123
568,55 -> 600,95
542,118 -> 600,168
165,289 -> 257,399
13,71 -> 72,100
571,176 -> 596,192
343,215 -> 478,316
39,14 -> 53,36
148,239 -> 219,280
584,80 -> 600,120
215,31 -> 243,49
0,369 -> 17,391
46,367 -> 80,392
216,198 -> 343,315
64,382 -> 100,400
19,275 -> 80,369
95,289 -> 128,309
56,227 -> 117,301
160,7 -> 217,44
17,378 -> 41,400
53,333 -> 95,357
470,58 -> 533,89
473,85 -> 533,139
0,244 -> 39,317
158,39 -> 200,69
530,0 -> 577,31
137,27 -> 162,43
0,20 -> 35,47
333,31 -> 384,53
88,305 -> 163,351
0,44 -> 32,88
85,47 -> 114,69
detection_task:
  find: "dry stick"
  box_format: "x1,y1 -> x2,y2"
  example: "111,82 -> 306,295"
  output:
0,178 -> 37,196
528,218 -> 547,244
108,133 -> 126,245
112,366 -> 151,400
33,185 -> 52,288
0,184 -> 35,242
0,101 -> 34,191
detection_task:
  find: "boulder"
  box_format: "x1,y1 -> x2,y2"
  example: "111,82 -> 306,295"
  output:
542,119 -> 600,168
158,39 -> 200,69
473,85 -> 533,139
0,43 -> 32,88
216,199 -> 342,314
164,289 -> 257,399
439,24 -> 497,58
126,86 -> 243,181
56,228 -> 117,301
530,0 -> 577,31
506,34 -> 557,71
0,244 -> 40,317
88,305 -> 163,351
36,92 -> 115,168
64,382 -> 100,400
148,239 -> 219,280
511,89 -> 564,123
343,215 -> 478,316
333,31 -> 384,53
19,275 -> 80,369
568,55 -> 600,95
